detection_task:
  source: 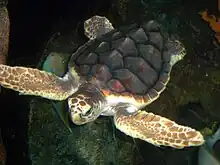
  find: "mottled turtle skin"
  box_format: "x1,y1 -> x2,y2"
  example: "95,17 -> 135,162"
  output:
0,16 -> 204,149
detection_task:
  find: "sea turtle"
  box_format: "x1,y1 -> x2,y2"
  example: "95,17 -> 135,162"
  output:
0,15 -> 205,149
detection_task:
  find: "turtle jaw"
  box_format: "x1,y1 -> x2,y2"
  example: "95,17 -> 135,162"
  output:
69,113 -> 88,125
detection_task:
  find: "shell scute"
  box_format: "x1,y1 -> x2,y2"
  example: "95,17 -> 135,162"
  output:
77,52 -> 97,65
139,44 -> 162,71
99,49 -> 123,70
91,64 -> 112,82
118,37 -> 138,57
70,22 -> 182,104
95,41 -> 110,53
147,32 -> 164,50
107,79 -> 125,92
112,68 -> 148,94
111,31 -> 123,40
124,56 -> 158,88
127,28 -> 148,43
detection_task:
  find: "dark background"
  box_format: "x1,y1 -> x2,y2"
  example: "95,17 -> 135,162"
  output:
0,0 -> 219,164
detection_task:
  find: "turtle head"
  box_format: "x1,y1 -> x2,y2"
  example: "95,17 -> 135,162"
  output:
167,40 -> 186,66
68,83 -> 106,125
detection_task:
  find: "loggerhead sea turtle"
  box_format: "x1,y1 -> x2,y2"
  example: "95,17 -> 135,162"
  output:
0,15 -> 205,149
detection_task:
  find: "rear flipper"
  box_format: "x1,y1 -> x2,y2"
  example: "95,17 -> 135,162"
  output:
114,103 -> 205,149
84,15 -> 114,40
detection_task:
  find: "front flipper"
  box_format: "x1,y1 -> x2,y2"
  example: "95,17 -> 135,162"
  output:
40,52 -> 72,132
0,64 -> 78,100
114,103 -> 205,149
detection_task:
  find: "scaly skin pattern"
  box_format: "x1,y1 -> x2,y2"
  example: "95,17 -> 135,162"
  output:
0,65 -> 77,100
114,109 -> 204,148
84,15 -> 114,40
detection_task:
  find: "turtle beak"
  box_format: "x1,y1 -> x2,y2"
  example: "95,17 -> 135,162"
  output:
69,112 -> 86,125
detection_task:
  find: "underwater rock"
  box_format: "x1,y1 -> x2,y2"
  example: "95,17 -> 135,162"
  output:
0,1 -> 9,165
0,1 -> 9,65
198,127 -> 220,165
28,99 -> 137,165
211,70 -> 220,85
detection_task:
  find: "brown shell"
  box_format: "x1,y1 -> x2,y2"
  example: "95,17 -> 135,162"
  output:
68,21 -> 180,104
